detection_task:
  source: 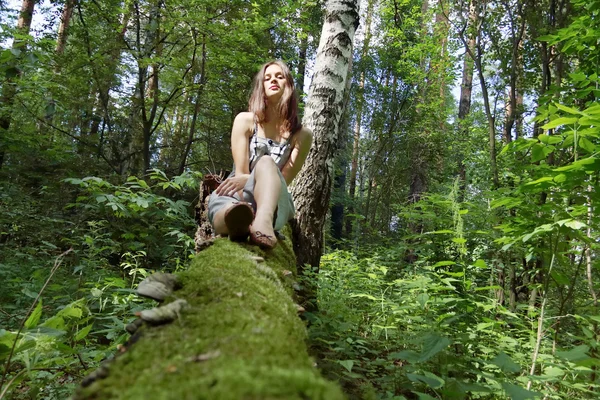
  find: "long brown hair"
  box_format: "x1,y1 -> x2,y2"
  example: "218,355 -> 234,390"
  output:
248,60 -> 301,135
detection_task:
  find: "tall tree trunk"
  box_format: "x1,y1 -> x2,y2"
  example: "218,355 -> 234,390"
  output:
457,0 -> 477,196
55,0 -> 76,56
501,0 -> 526,144
346,0 -> 374,237
90,5 -> 132,141
178,32 -> 207,175
434,0 -> 450,101
0,0 -> 36,169
291,0 -> 359,270
460,0 -> 499,188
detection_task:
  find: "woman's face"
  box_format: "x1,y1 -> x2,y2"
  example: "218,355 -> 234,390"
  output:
263,64 -> 286,102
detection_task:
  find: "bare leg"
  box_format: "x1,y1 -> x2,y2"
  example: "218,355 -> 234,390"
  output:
251,156 -> 280,240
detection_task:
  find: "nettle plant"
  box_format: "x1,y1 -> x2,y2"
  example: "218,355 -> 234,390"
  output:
64,169 -> 201,272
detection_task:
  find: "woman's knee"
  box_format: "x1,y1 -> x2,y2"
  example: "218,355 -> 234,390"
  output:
255,155 -> 277,172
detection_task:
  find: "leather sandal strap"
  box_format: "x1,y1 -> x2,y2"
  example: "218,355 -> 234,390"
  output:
252,231 -> 274,239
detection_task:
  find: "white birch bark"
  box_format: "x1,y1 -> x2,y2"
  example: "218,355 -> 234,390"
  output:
291,0 -> 360,269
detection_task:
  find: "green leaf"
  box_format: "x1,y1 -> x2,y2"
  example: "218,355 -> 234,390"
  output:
75,325 -> 93,341
531,144 -> 554,162
542,366 -> 565,378
556,345 -> 590,361
338,360 -> 354,372
58,304 -> 83,319
418,333 -> 450,362
473,259 -> 487,268
413,392 -> 437,400
407,371 -> 445,389
579,137 -> 596,153
538,134 -> 563,144
416,293 -> 429,308
490,197 -> 522,209
490,352 -> 520,373
553,173 -> 567,183
502,383 -> 541,400
25,300 -> 43,329
541,117 -> 578,129
525,176 -> 554,186
553,157 -> 597,172
433,261 -> 455,267
556,103 -> 582,115
551,270 -> 570,285
564,220 -> 586,230
390,350 -> 420,363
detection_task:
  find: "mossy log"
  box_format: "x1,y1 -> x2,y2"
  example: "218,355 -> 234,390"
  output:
73,232 -> 344,400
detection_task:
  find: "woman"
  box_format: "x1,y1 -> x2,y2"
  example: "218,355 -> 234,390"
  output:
207,60 -> 312,249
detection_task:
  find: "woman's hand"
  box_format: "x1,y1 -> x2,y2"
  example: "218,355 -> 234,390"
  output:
215,174 -> 250,197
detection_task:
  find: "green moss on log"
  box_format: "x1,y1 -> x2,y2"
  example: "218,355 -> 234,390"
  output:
74,234 -> 344,400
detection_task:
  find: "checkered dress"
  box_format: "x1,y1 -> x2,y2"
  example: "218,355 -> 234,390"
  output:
248,124 -> 293,171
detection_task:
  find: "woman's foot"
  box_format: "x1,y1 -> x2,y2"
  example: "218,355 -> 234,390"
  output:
249,214 -> 277,249
224,202 -> 254,241
249,228 -> 277,250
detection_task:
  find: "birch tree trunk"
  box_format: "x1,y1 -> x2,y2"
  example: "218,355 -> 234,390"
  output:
291,0 -> 360,270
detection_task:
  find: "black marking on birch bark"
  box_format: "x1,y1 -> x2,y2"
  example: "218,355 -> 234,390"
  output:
325,31 -> 352,48
310,86 -> 338,104
313,68 -> 344,84
324,46 -> 344,59
327,9 -> 360,27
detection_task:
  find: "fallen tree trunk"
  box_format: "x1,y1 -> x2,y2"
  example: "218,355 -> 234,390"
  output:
74,232 -> 344,399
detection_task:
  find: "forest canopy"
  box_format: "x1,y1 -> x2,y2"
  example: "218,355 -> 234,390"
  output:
1,0 -> 599,399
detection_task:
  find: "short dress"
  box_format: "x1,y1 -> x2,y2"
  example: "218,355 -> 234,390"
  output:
207,125 -> 295,231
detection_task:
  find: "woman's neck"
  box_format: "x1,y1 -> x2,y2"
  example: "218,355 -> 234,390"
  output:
263,105 -> 287,136
265,103 -> 280,124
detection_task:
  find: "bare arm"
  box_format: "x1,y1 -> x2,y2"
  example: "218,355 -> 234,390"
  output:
231,112 -> 254,175
281,127 -> 313,185
215,112 -> 253,196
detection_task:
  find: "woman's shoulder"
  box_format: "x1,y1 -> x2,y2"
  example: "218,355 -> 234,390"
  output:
232,112 -> 256,137
234,112 -> 255,126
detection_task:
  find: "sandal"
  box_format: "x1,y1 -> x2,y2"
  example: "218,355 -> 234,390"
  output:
224,202 -> 254,241
249,229 -> 278,250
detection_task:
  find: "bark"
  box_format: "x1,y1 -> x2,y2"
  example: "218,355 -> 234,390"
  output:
501,0 -> 526,144
330,163 -> 346,246
434,0 -> 450,101
464,0 -> 499,188
0,0 -> 36,169
55,0 -> 76,55
457,0 -> 477,196
90,5 -> 132,141
140,0 -> 162,174
74,237 -> 344,399
178,33 -> 207,176
346,0 -> 374,237
290,0 -> 360,270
